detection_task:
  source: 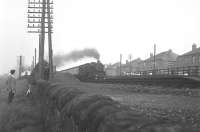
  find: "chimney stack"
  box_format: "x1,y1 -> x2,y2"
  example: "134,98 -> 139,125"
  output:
126,60 -> 129,64
192,43 -> 197,51
150,53 -> 153,58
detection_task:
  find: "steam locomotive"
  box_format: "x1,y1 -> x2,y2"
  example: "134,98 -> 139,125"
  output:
61,61 -> 105,81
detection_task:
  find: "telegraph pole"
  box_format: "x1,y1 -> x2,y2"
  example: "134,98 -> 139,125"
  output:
120,54 -> 122,76
153,44 -> 156,74
33,56 -> 35,68
27,0 -> 53,80
40,0 -> 46,79
129,54 -> 132,75
35,48 -> 37,67
39,34 -> 42,75
19,56 -> 22,79
47,0 -> 53,80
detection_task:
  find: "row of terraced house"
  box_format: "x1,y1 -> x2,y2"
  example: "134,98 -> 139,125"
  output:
105,43 -> 200,76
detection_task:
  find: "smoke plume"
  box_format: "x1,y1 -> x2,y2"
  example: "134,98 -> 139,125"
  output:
54,48 -> 100,67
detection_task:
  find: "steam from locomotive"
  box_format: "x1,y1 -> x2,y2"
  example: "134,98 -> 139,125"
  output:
54,48 -> 100,67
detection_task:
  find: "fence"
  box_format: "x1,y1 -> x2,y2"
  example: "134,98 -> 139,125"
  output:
134,66 -> 200,77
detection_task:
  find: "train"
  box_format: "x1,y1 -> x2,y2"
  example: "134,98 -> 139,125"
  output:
60,60 -> 106,81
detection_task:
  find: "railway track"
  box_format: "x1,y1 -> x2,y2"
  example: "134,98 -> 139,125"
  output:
90,75 -> 200,88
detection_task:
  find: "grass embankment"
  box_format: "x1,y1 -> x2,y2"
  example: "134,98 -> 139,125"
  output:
0,79 -> 43,132
77,82 -> 200,129
83,82 -> 200,97
39,73 -> 199,131
51,73 -> 200,130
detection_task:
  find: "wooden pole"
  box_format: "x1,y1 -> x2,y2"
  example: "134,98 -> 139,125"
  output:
39,35 -> 41,65
154,44 -> 156,70
35,48 -> 36,67
38,34 -> 43,79
47,0 -> 53,80
153,44 -> 156,75
33,56 -> 35,68
19,56 -> 22,79
129,54 -> 132,75
27,0 -> 53,80
39,0 -> 46,79
120,54 -> 122,76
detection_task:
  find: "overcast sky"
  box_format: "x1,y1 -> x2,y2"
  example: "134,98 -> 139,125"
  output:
0,0 -> 200,74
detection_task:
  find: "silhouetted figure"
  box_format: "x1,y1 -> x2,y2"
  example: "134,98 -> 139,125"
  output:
6,69 -> 16,103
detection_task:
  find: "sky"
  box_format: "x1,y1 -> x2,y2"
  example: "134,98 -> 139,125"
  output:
1,0 -> 200,74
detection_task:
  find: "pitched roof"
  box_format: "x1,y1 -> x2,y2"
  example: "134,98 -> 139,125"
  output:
130,58 -> 142,63
107,58 -> 143,69
144,50 -> 178,62
122,58 -> 142,67
105,62 -> 120,69
181,47 -> 200,56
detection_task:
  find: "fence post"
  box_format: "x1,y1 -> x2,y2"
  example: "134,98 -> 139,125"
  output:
176,67 -> 179,75
167,68 -> 169,75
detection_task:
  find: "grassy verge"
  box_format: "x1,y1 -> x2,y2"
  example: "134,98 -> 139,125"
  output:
0,79 -> 43,132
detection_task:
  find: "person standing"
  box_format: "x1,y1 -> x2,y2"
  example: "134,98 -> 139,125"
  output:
6,69 -> 16,103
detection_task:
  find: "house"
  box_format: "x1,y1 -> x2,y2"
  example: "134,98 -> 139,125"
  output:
173,44 -> 200,76
138,49 -> 178,71
105,49 -> 178,76
121,58 -> 142,75
105,62 -> 120,76
176,44 -> 200,67
105,58 -> 142,76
